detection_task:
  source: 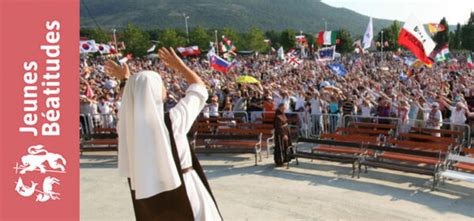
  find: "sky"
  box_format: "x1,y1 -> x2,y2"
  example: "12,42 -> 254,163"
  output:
321,0 -> 473,25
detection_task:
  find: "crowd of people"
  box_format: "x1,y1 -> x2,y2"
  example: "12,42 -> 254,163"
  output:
79,50 -> 474,140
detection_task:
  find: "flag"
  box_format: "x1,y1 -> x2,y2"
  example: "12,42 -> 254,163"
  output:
147,45 -> 156,53
177,46 -> 201,57
317,46 -> 335,61
398,16 -> 436,65
427,23 -> 446,35
97,44 -> 111,54
80,40 -> 98,53
277,46 -> 285,61
286,50 -> 302,67
210,54 -> 232,73
221,35 -> 236,53
434,44 -> 450,62
327,63 -> 347,77
317,31 -> 338,46
363,17 -> 373,49
295,35 -> 307,44
468,54 -> 473,69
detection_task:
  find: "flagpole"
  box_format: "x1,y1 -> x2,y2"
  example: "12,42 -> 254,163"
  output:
112,28 -> 118,51
381,30 -> 384,63
214,30 -> 218,56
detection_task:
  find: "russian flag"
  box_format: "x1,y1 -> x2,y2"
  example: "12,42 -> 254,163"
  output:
210,54 -> 231,73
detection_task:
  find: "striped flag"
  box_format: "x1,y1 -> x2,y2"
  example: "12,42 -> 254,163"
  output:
398,16 -> 436,65
210,54 -> 232,73
468,54 -> 473,69
317,31 -> 338,46
433,44 -> 450,62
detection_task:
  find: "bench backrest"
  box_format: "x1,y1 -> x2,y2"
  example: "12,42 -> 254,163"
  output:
387,138 -> 450,152
337,127 -> 389,136
350,122 -> 396,130
320,133 -> 378,144
196,133 -> 261,141
410,127 -> 463,137
398,133 -> 456,144
218,128 -> 273,136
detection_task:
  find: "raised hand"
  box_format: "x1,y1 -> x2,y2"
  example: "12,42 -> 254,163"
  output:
158,47 -> 186,71
104,60 -> 130,81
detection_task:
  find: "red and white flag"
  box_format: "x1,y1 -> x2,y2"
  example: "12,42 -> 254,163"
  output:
398,16 -> 436,65
177,46 -> 201,57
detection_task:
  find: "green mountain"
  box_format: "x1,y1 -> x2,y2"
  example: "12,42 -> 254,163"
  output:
80,0 -> 393,36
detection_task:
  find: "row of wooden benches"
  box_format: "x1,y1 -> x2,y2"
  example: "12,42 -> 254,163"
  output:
289,132 -> 473,190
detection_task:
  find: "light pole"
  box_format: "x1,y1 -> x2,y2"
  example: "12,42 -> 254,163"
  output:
183,13 -> 190,44
214,30 -> 218,56
112,28 -> 117,50
381,30 -> 384,62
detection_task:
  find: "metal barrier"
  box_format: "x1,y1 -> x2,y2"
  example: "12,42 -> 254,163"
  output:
80,113 -> 118,135
342,115 -> 402,134
306,114 -> 344,137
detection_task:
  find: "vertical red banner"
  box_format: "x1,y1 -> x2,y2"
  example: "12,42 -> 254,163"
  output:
0,0 -> 79,220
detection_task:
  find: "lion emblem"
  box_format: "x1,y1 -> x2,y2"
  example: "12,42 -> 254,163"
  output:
19,145 -> 66,174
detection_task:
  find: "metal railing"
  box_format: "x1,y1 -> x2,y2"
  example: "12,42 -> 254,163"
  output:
80,113 -> 118,135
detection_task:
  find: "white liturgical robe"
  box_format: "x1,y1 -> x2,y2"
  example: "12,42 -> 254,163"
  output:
118,71 -> 221,221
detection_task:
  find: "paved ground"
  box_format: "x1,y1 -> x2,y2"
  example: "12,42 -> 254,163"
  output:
81,151 -> 474,221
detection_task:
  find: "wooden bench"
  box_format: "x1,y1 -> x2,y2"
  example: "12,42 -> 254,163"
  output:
337,127 -> 389,136
197,117 -> 244,123
410,127 -> 464,137
218,128 -> 274,157
398,133 -> 457,145
386,138 -> 451,153
192,133 -> 262,166
439,148 -> 474,185
237,123 -> 274,129
80,133 -> 118,154
359,143 -> 444,190
350,122 -> 397,130
289,137 -> 366,177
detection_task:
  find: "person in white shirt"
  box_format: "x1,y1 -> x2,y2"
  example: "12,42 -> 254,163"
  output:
105,47 -> 221,221
309,92 -> 326,135
209,95 -> 220,118
426,102 -> 443,137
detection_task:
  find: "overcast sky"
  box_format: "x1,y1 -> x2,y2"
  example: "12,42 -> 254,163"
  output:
322,0 -> 473,25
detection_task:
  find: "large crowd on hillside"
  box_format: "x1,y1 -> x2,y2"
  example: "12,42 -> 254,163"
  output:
80,50 -> 474,137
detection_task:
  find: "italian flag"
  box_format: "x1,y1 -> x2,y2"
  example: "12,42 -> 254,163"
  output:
317,31 -> 338,46
468,54 -> 473,69
398,16 -> 436,65
434,44 -> 450,62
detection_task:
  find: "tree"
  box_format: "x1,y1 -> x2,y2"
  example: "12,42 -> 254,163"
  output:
158,28 -> 186,48
449,23 -> 462,50
189,26 -> 211,49
336,29 -> 353,53
375,21 -> 401,51
280,29 -> 296,50
461,12 -> 474,50
89,28 -> 112,43
265,30 -> 281,48
221,28 -> 239,46
433,17 -> 449,47
246,27 -> 268,52
122,24 -> 150,57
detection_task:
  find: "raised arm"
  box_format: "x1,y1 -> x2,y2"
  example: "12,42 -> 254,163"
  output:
158,47 -> 204,86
